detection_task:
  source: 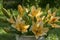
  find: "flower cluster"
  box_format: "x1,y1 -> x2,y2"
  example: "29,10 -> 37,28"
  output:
2,5 -> 60,39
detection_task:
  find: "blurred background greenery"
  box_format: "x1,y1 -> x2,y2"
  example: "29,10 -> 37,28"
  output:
2,0 -> 60,9
0,0 -> 60,40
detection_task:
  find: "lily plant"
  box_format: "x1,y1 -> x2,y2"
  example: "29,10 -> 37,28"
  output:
2,5 -> 60,39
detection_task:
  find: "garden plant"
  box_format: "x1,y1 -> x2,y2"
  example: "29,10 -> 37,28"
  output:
1,5 -> 60,40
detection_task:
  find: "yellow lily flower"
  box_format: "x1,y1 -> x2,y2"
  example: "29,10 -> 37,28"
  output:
29,6 -> 43,22
18,5 -> 25,17
31,7 -> 42,17
46,9 -> 60,28
12,22 -> 29,33
32,22 -> 49,39
46,9 -> 57,23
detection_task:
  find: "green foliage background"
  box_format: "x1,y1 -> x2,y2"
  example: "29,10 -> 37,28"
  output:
3,0 -> 60,9
0,0 -> 60,40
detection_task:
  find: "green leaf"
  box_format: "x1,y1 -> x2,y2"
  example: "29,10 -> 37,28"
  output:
22,12 -> 32,25
1,8 -> 10,18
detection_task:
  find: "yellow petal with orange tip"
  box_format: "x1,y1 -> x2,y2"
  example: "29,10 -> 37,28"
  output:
36,7 -> 42,17
51,24 -> 60,28
31,6 -> 36,13
18,5 -> 25,17
36,11 -> 43,18
31,11 -> 37,17
21,25 -> 29,33
31,6 -> 37,17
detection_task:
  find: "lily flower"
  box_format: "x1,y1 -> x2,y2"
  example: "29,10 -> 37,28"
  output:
12,21 -> 29,33
46,9 -> 60,28
18,5 -> 25,17
28,6 -> 43,22
32,22 -> 49,39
